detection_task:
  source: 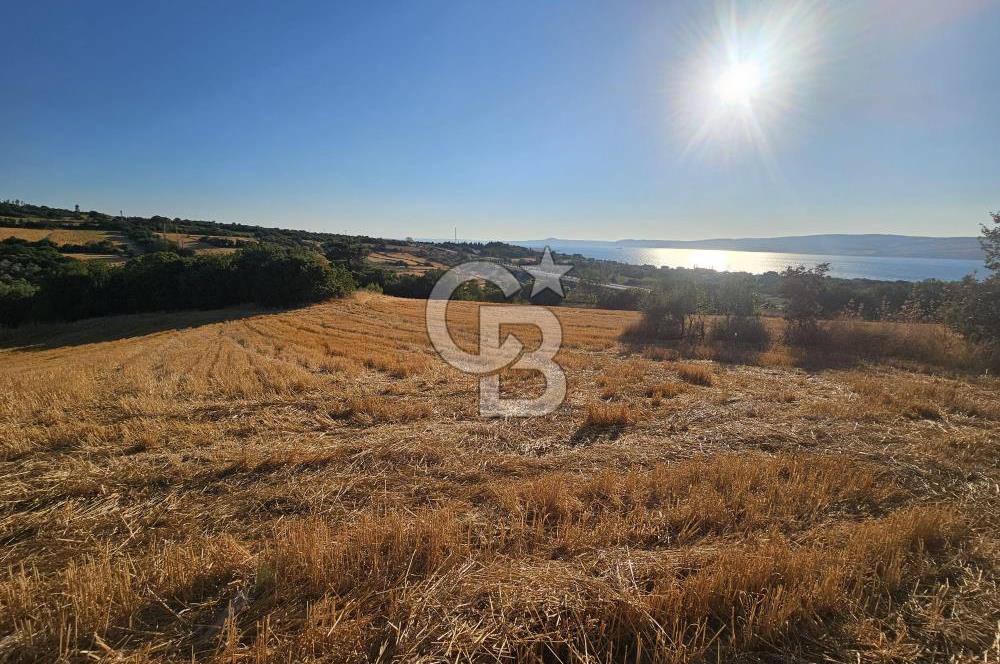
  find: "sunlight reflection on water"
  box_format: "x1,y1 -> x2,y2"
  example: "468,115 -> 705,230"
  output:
522,243 -> 984,282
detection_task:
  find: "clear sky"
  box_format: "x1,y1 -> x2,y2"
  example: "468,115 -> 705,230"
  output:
4,1 -> 998,241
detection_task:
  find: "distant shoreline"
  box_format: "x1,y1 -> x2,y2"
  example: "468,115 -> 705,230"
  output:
505,240 -> 983,282
510,234 -> 984,262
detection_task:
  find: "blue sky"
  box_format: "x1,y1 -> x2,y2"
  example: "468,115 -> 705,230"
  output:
3,1 -> 998,240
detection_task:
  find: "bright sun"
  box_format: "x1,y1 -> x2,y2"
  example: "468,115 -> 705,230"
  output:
670,1 -> 827,164
715,61 -> 761,105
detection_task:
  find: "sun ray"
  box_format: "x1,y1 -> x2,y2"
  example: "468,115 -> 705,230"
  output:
670,1 -> 830,172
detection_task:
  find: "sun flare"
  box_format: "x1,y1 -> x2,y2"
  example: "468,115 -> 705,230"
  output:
715,61 -> 762,105
670,1 -> 827,167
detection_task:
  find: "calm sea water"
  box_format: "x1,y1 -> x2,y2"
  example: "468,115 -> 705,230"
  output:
519,242 -> 983,282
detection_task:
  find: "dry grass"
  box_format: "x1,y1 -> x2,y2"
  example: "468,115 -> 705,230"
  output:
154,231 -> 255,255
367,248 -> 447,274
622,315 -> 992,373
331,395 -> 433,423
584,402 -> 635,427
596,359 -> 651,400
0,293 -> 997,662
820,318 -> 987,369
0,227 -> 117,245
675,362 -> 715,386
645,381 -> 686,399
812,371 -> 1000,422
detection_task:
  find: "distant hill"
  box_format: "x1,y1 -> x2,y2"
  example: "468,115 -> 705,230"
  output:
528,234 -> 984,261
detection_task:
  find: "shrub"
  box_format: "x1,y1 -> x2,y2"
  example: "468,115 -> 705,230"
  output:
717,274 -> 757,318
322,239 -> 369,269
0,280 -> 36,327
0,238 -> 72,286
58,239 -> 122,255
595,288 -> 645,311
781,264 -> 829,345
182,253 -> 241,310
946,275 -> 1000,353
235,244 -> 354,307
981,211 -> 999,272
627,285 -> 699,340
34,260 -> 114,321
114,252 -> 195,313
709,315 -> 772,348
944,214 -> 1000,356
382,270 -> 443,299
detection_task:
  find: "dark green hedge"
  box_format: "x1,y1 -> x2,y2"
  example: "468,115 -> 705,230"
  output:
0,243 -> 354,326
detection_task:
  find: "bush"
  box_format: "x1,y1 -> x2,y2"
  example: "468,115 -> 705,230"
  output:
353,265 -> 393,290
943,214 -> 1000,356
781,264 -> 830,345
234,244 -> 354,307
709,275 -> 770,348
382,271 -> 443,299
631,285 -> 698,340
981,211 -> 999,273
0,280 -> 37,327
114,252 -> 195,313
58,239 -> 122,255
595,288 -> 645,311
34,260 -> 114,321
946,275 -> 1000,353
709,315 -> 772,348
182,253 -> 242,310
718,274 -> 757,318
0,238 -> 72,285
322,239 -> 369,269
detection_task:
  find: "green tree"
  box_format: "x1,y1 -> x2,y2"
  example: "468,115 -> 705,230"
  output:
0,280 -> 36,326
235,244 -> 353,308
711,274 -> 770,347
35,261 -> 113,321
323,239 -> 369,270
946,276 -> 1000,350
382,270 -> 443,299
780,263 -> 830,343
639,283 -> 698,339
981,211 -> 1000,272
718,274 -> 757,318
945,213 -> 1000,355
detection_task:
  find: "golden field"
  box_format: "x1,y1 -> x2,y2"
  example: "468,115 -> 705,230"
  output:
153,233 -> 256,255
367,248 -> 447,274
0,228 -> 119,246
0,294 -> 997,662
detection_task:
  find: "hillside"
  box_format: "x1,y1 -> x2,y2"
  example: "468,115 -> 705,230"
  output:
1,293 -> 996,662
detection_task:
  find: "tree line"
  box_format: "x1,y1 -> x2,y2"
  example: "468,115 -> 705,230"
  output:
0,200 -> 387,252
0,243 -> 353,326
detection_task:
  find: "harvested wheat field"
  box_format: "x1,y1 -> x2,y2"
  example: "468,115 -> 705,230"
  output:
0,228 -> 118,246
1,293 -> 997,662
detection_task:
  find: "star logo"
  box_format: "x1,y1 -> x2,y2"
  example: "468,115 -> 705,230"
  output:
524,246 -> 572,298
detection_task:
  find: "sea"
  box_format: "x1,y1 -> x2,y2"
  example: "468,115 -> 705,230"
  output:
516,241 -> 984,282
